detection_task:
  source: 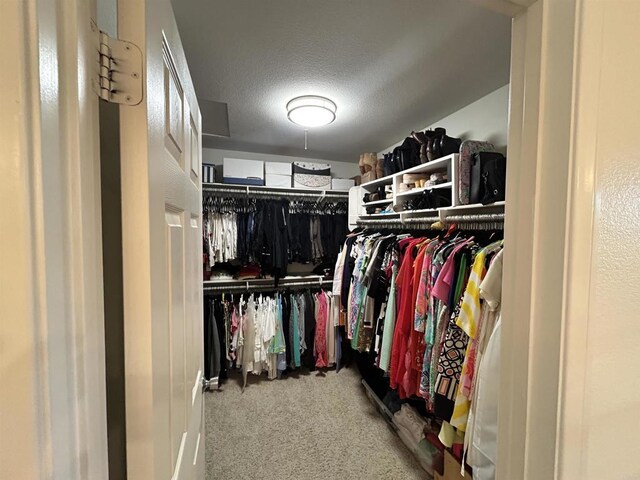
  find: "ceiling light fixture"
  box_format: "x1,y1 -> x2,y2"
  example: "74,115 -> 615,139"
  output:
286,95 -> 337,128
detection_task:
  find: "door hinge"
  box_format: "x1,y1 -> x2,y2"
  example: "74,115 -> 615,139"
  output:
91,20 -> 143,105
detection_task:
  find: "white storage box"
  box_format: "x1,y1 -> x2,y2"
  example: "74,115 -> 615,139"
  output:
292,162 -> 331,189
202,164 -> 216,184
223,158 -> 264,186
265,161 -> 292,175
331,178 -> 355,190
265,174 -> 292,188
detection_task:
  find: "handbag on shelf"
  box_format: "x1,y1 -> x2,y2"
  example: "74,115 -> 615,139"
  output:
393,137 -> 421,171
426,189 -> 452,209
383,152 -> 398,176
458,140 -> 496,204
404,188 -> 452,210
470,152 -> 507,205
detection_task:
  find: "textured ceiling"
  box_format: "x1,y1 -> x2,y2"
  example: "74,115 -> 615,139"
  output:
171,0 -> 511,162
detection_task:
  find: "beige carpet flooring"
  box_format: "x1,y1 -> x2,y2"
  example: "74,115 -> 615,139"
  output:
205,366 -> 426,480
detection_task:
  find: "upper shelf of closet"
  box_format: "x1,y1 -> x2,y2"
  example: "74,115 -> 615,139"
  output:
203,182 -> 350,199
357,153 -> 506,223
360,154 -> 454,190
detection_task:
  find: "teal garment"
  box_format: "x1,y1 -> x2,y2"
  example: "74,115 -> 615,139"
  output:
379,269 -> 398,372
291,298 -> 301,367
269,296 -> 286,354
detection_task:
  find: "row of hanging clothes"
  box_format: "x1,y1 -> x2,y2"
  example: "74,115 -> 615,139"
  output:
332,225 -> 504,479
203,193 -> 349,280
203,287 -> 354,391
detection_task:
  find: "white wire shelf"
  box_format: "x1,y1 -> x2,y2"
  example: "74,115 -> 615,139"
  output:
203,275 -> 333,292
358,212 -> 400,219
357,201 -> 505,225
362,198 -> 393,206
360,176 -> 394,189
400,208 -> 438,216
202,182 -> 350,199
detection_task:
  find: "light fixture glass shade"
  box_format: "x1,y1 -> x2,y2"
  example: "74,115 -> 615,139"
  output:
286,95 -> 337,128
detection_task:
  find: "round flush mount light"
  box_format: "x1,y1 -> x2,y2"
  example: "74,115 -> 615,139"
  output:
286,95 -> 337,128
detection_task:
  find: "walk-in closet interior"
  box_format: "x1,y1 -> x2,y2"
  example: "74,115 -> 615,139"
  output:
174,1 -> 511,479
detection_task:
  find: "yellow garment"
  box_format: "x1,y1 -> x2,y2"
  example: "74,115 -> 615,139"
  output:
456,250 -> 487,339
438,420 -> 464,448
451,242 -> 502,432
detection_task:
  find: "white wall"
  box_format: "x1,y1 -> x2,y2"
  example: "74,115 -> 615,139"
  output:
203,148 -> 360,179
379,84 -> 510,155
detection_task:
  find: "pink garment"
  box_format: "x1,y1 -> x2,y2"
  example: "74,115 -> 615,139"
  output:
231,307 -> 239,330
431,240 -> 472,303
229,306 -> 239,361
414,239 -> 440,332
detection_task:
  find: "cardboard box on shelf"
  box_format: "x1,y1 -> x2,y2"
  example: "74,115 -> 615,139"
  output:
265,161 -> 292,175
223,158 -> 265,186
351,175 -> 362,186
265,174 -> 292,188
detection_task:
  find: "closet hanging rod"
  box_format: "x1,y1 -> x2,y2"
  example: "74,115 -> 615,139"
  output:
444,213 -> 505,222
356,217 -> 440,229
356,213 -> 504,231
203,275 -> 331,286
356,218 -> 404,225
443,213 -> 504,231
398,217 -> 441,224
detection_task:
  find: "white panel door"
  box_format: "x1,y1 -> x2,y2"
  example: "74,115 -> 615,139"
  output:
117,1 -> 204,478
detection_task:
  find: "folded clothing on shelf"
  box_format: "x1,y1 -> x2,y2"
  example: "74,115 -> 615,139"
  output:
403,173 -> 430,184
365,205 -> 396,215
237,263 -> 262,280
425,172 -> 448,187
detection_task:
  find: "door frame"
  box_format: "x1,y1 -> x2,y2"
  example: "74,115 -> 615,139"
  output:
473,0 -> 589,478
1,0 -> 601,478
0,0 -> 108,479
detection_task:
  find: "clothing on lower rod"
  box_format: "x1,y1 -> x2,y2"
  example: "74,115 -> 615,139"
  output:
205,290 -> 339,384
